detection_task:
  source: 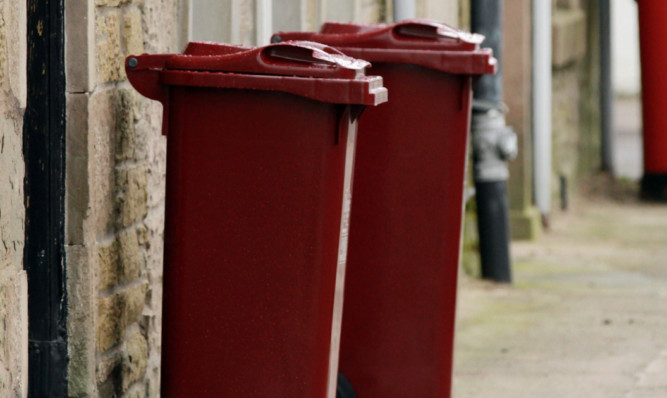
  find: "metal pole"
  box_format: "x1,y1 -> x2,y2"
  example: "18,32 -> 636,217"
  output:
533,0 -> 552,217
470,0 -> 517,283
600,0 -> 614,172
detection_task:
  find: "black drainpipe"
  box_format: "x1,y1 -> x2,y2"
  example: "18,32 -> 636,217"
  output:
470,0 -> 517,283
24,0 -> 68,396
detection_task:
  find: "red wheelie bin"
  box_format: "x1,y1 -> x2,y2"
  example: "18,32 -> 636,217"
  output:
126,41 -> 387,397
637,0 -> 667,199
274,20 -> 496,397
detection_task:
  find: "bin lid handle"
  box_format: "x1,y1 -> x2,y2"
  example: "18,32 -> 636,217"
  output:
392,20 -> 484,44
261,41 -> 369,72
163,41 -> 370,80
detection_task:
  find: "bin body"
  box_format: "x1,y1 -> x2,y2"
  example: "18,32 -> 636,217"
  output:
274,21 -> 495,397
126,42 -> 386,397
638,0 -> 667,194
344,63 -> 470,398
163,89 -> 350,397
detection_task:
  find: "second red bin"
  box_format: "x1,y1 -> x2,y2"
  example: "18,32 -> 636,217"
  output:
275,20 -> 496,397
637,0 -> 667,198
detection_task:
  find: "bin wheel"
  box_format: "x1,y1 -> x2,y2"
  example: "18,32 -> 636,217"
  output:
336,373 -> 356,398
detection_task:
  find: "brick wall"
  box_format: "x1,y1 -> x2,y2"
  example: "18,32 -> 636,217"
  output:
0,0 -> 28,396
551,0 -> 601,207
65,0 -> 181,396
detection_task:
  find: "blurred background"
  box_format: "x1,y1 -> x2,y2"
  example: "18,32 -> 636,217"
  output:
1,0 -> 665,397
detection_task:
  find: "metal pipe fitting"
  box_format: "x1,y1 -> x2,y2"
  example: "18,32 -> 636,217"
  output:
471,107 -> 518,183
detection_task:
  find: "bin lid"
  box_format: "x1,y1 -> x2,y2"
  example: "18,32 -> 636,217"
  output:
125,40 -> 388,106
272,19 -> 497,75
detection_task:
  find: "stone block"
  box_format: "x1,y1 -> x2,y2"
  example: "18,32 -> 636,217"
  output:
323,0 -> 354,24
96,349 -> 122,394
189,0 -> 232,43
66,0 -> 95,93
0,11 -> 8,87
0,0 -> 26,272
0,267 -> 28,398
417,0 -> 459,27
96,11 -> 125,84
145,161 -> 166,211
97,294 -> 123,352
142,0 -> 179,53
143,133 -> 166,209
66,245 -> 96,398
136,225 -> 148,247
131,97 -> 155,165
141,210 -> 164,393
552,66 -> 581,197
115,89 -> 136,162
116,166 -> 148,228
96,0 -> 133,8
144,370 -> 159,398
552,8 -> 587,69
240,0 -> 257,45
118,229 -> 143,283
89,89 -> 117,237
122,329 -> 148,391
458,0 -> 470,30
357,0 -> 381,24
0,0 -> 27,108
96,283 -> 147,352
98,240 -> 119,291
142,209 -> 164,288
97,228 -> 146,294
124,384 -> 147,398
123,8 -> 145,56
142,310 -> 162,398
66,94 -> 91,245
123,283 -> 148,327
0,117 -> 26,271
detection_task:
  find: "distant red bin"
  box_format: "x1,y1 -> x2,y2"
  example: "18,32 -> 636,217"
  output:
126,41 -> 386,397
637,0 -> 667,198
274,20 -> 495,397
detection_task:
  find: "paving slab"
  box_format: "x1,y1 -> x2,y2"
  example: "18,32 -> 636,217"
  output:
453,187 -> 667,397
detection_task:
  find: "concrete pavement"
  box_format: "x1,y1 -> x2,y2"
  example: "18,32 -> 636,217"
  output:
453,185 -> 667,397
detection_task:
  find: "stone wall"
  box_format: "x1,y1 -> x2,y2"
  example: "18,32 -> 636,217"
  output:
551,0 -> 601,209
417,0 -> 459,26
0,0 -> 28,396
505,0 -> 542,240
63,1 -> 463,397
65,0 -> 181,396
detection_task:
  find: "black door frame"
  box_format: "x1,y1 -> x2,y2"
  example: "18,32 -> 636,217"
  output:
23,0 -> 68,396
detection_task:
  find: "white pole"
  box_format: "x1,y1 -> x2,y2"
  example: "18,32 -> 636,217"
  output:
533,0 -> 552,216
256,0 -> 273,46
393,0 -> 416,21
